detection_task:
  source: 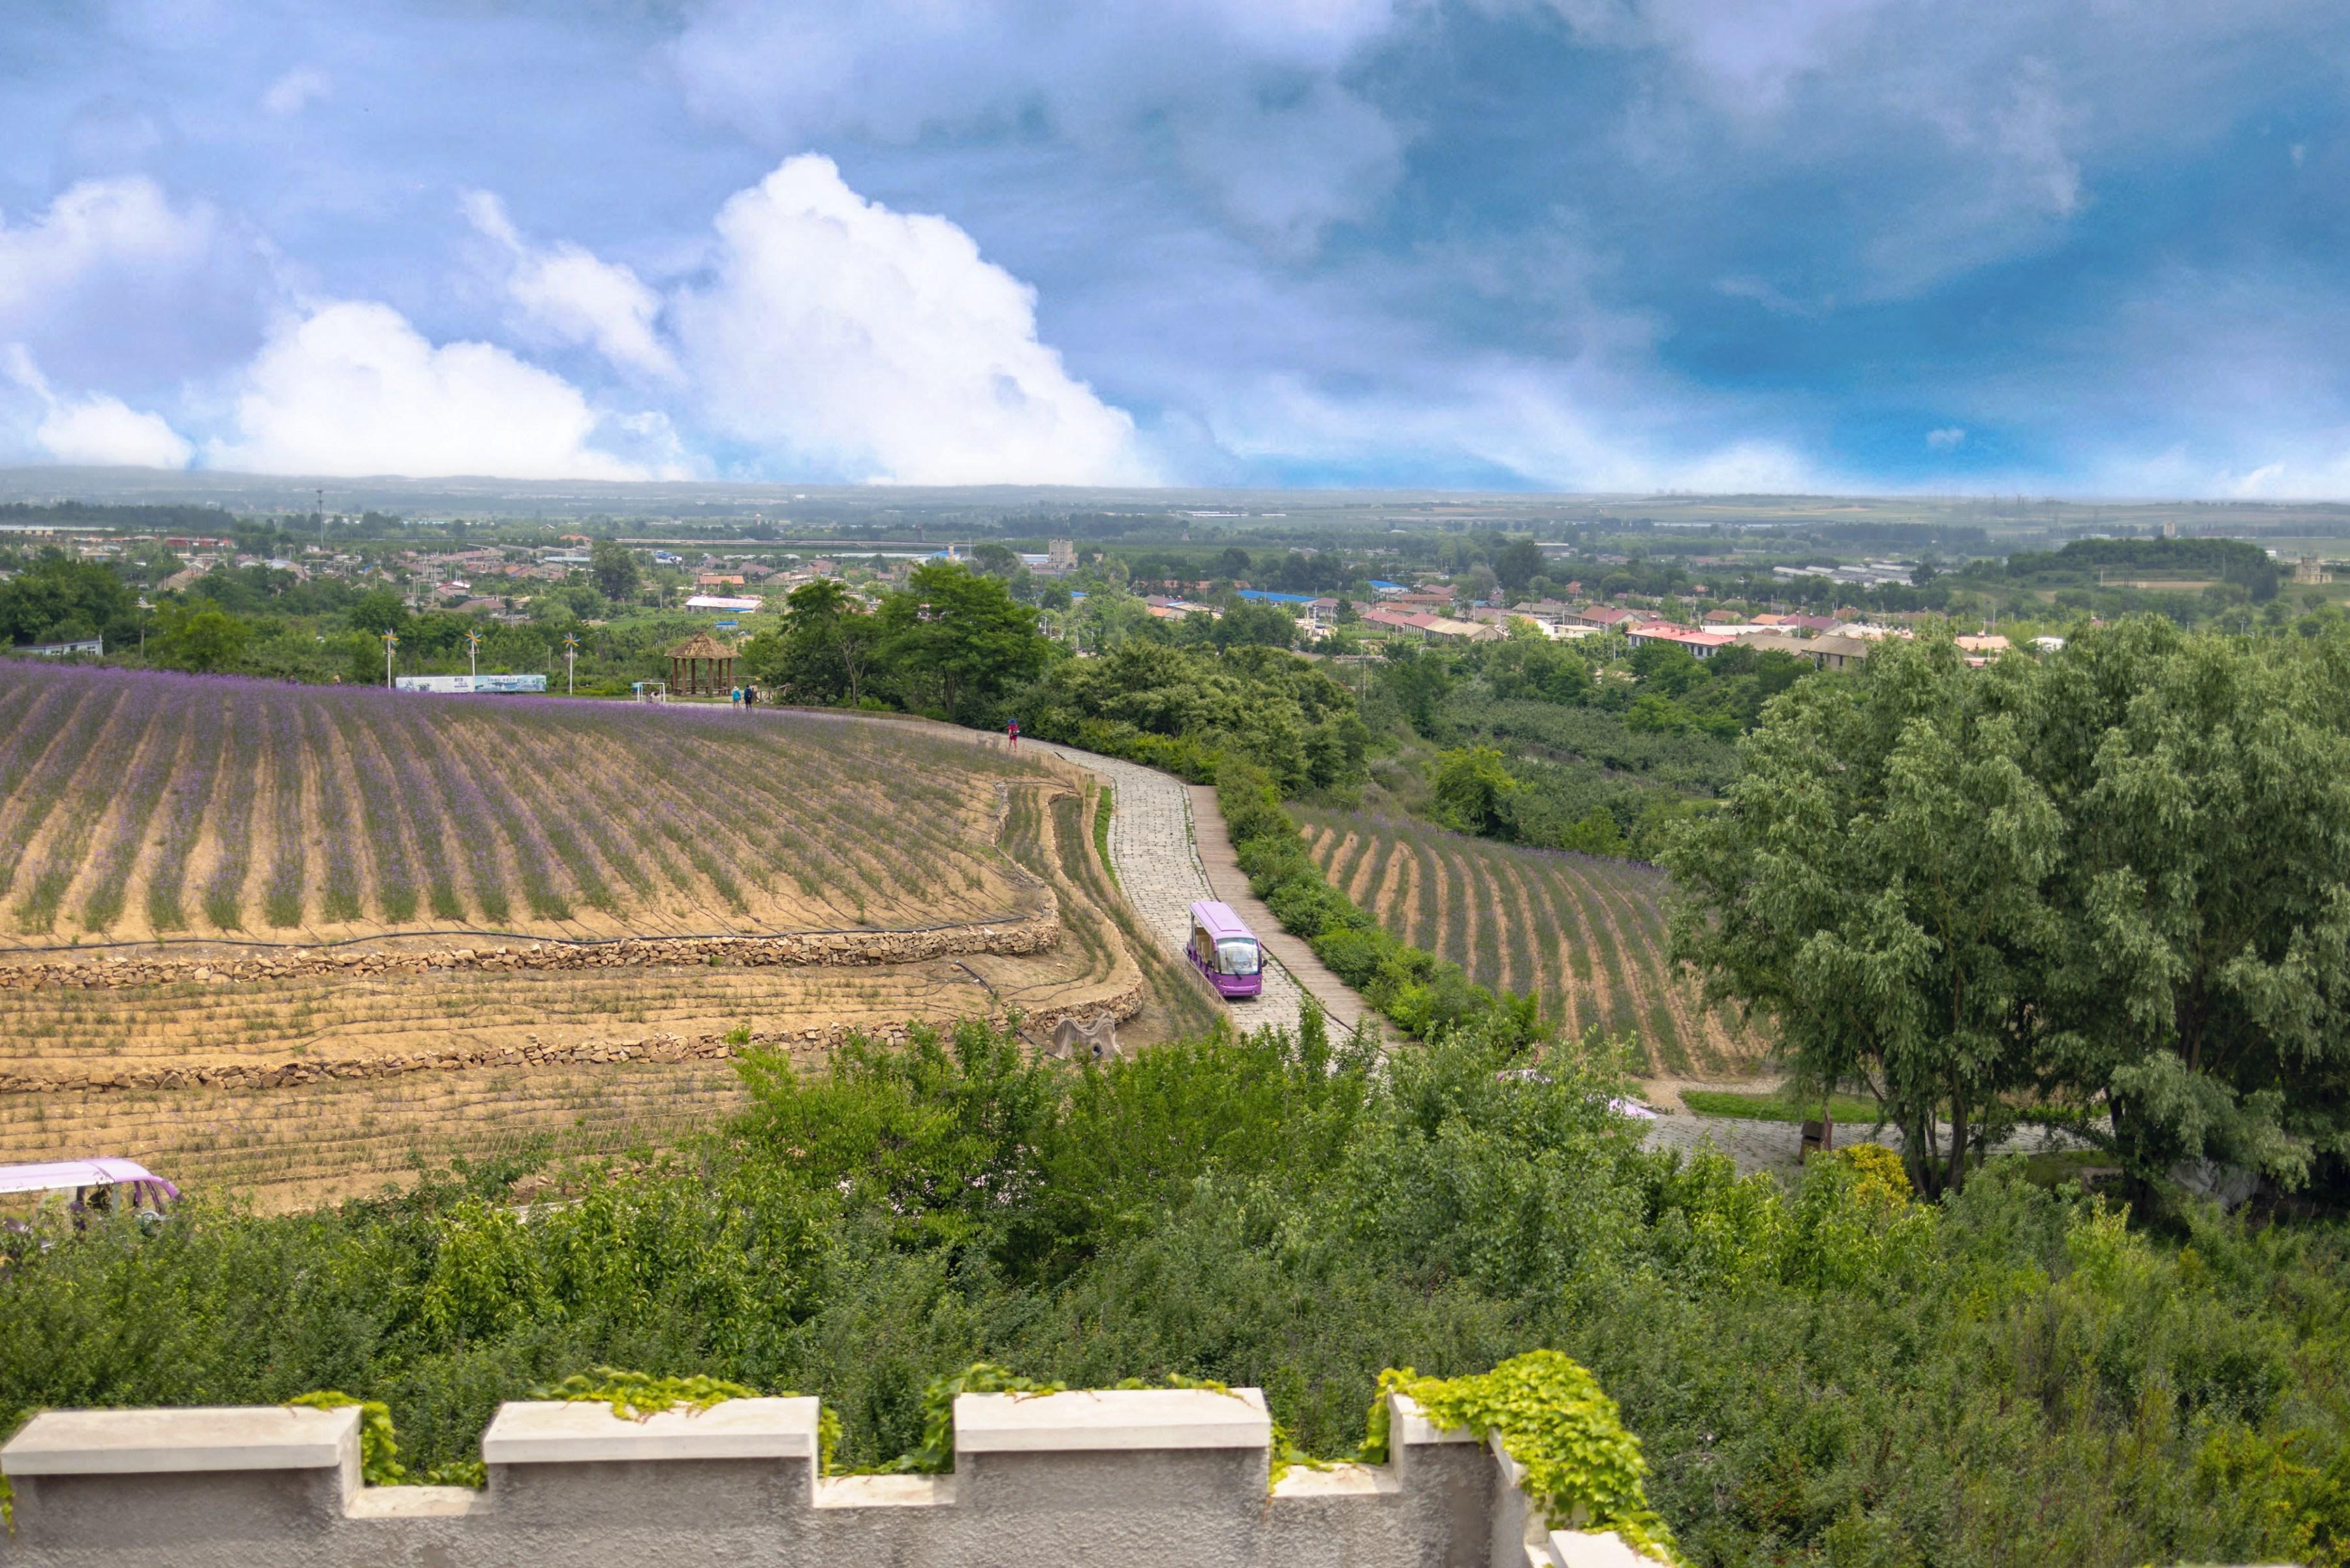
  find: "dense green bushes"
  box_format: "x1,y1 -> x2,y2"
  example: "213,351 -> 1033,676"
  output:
5,1014 -> 2348,1565
1020,640 -> 1369,792
1217,755 -> 1538,1043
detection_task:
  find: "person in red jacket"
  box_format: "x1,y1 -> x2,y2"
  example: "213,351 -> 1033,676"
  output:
1006,717 -> 1020,751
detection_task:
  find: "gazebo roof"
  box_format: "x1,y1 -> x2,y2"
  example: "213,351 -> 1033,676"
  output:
666,631 -> 736,660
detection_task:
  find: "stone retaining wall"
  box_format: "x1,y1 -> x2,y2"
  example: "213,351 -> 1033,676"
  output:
0,914 -> 1061,994
0,1389 -> 1653,1568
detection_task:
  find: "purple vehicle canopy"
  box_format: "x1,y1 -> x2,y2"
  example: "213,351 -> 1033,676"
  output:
1187,900 -> 1264,999
0,1158 -> 180,1204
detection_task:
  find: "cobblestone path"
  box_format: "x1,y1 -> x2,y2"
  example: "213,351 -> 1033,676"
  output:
1023,742 -> 1327,1033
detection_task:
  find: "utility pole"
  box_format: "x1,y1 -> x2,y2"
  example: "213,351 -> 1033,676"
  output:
136,598 -> 153,655
467,629 -> 480,682
563,633 -> 578,696
383,630 -> 398,688
317,488 -> 326,554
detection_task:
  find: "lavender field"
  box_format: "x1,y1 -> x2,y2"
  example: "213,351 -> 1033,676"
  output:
0,663 -> 1042,945
1295,806 -> 1770,1077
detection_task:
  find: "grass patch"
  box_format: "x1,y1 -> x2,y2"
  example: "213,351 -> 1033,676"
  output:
1091,785 -> 1115,888
1682,1088 -> 1885,1124
2018,1148 -> 2121,1189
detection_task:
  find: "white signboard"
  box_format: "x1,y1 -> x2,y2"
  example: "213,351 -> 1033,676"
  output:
394,674 -> 548,695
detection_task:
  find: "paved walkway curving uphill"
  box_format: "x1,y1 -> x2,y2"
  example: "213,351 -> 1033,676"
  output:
1023,742 -> 1371,1040
1183,784 -> 1373,1039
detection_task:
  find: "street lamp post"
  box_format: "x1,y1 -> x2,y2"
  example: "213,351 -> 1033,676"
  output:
383,630 -> 398,688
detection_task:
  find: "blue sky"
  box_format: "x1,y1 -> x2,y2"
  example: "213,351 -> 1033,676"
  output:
1,0 -> 2346,494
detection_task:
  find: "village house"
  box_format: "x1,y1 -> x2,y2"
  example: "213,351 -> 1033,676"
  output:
1624,623 -> 1734,659
1734,629 -> 1874,671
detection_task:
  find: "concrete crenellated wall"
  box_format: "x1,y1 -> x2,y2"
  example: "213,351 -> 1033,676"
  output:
0,1388 -> 1656,1568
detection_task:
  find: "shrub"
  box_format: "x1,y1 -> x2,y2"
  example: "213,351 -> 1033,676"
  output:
1215,755 -> 1535,1041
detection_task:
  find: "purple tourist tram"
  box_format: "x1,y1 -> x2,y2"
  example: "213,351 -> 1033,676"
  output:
1187,900 -> 1264,999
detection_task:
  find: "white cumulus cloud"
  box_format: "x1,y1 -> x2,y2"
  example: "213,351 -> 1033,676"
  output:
0,175 -> 269,388
3,345 -> 193,468
205,301 -> 654,478
666,155 -> 1147,485
37,395 -> 195,468
1926,426 -> 1966,450
462,191 -> 679,380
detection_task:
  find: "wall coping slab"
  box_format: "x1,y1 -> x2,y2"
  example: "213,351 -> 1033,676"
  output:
479,1397 -> 822,1465
953,1387 -> 1272,1453
1,1405 -> 358,1476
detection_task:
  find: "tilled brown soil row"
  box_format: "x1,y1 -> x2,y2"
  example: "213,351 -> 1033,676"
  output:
0,975 -> 1147,1095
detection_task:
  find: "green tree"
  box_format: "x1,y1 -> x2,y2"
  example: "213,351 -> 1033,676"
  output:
0,552 -> 136,648
589,539 -> 641,604
1212,600 -> 1297,651
744,579 -> 879,707
1378,646 -> 1454,738
1556,806 -> 1625,856
1666,637 -> 2061,1196
1432,745 -> 1520,838
149,604 -> 251,674
1628,640 -> 1704,697
1494,539 -> 1546,594
2031,620 -> 2350,1191
877,563 -> 1054,723
346,589 -> 409,636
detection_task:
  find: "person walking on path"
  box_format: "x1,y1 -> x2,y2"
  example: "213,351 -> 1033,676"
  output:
1006,717 -> 1020,751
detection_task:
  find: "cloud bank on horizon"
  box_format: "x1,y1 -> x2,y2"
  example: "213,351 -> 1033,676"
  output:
1,0 -> 2347,495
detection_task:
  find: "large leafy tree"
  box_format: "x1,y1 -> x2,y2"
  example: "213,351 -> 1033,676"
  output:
0,552 -> 137,648
149,604 -> 251,673
745,579 -> 880,707
2029,621 -> 2350,1190
1667,637 -> 2062,1197
1672,619 -> 2350,1200
875,563 -> 1055,723
589,539 -> 641,604
1431,745 -> 1519,837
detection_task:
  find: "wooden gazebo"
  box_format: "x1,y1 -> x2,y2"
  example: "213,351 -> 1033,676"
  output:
666,630 -> 738,697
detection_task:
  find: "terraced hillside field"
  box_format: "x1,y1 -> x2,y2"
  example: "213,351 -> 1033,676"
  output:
1295,809 -> 1771,1077
0,663 -> 1039,947
0,670 -> 1178,1209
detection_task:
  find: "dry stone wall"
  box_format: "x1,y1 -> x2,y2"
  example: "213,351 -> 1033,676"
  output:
0,915 -> 1060,994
